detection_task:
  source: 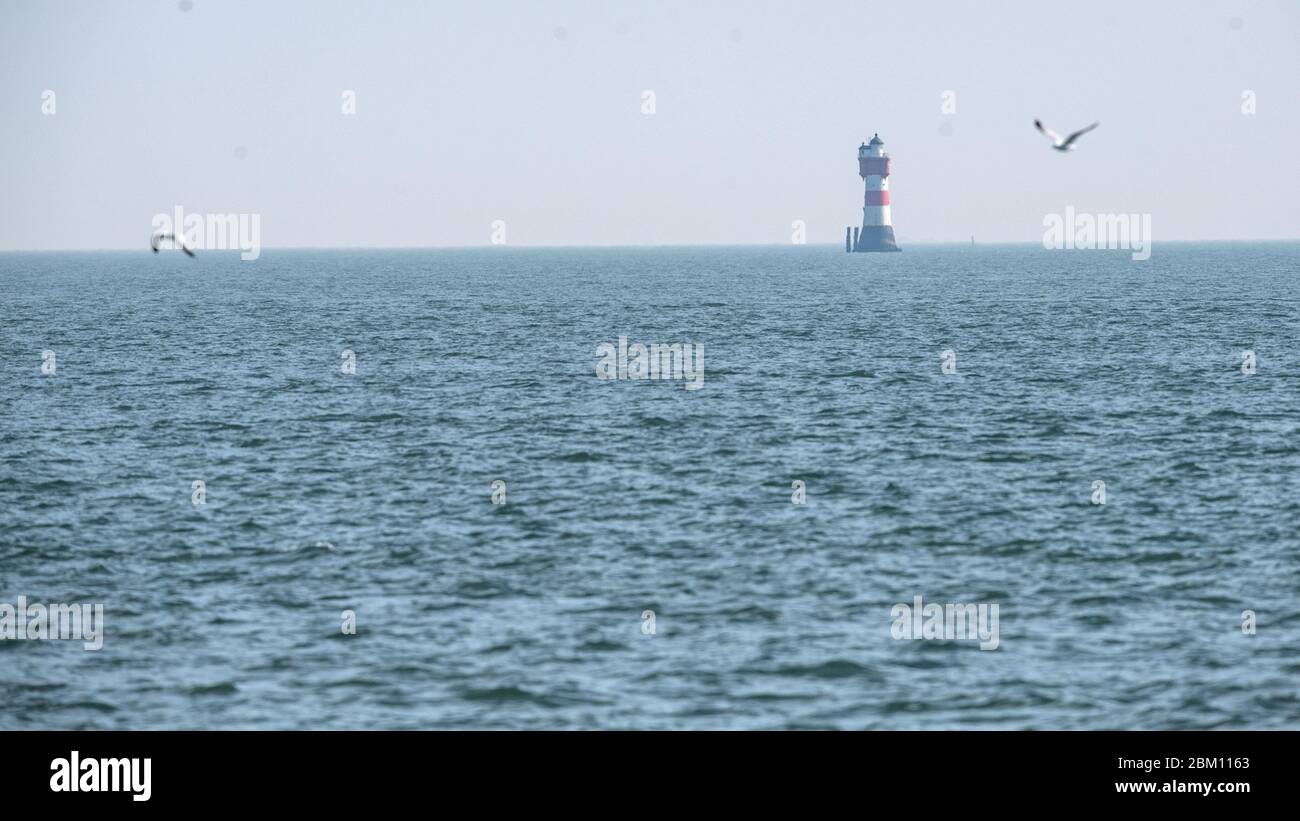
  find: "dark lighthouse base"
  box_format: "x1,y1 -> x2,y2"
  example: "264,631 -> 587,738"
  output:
850,225 -> 900,252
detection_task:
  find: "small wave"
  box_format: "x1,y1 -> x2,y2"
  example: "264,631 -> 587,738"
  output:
187,682 -> 238,696
773,660 -> 883,680
459,686 -> 554,707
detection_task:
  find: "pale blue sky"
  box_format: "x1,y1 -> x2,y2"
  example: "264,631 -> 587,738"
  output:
1,0 -> 1296,249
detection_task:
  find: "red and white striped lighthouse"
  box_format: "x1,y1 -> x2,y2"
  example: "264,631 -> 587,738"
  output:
846,133 -> 901,252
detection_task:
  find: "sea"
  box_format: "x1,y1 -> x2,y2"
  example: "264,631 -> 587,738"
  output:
1,242 -> 1298,729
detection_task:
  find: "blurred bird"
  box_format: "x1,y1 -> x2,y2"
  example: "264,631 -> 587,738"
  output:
1034,119 -> 1099,152
150,231 -> 195,257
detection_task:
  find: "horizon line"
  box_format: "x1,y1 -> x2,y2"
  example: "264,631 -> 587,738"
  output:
2,238 -> 1298,254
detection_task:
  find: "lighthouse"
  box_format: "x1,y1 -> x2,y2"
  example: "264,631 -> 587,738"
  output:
846,133 -> 901,252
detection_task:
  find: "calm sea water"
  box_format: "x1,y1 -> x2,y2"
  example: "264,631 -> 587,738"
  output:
2,243 -> 1298,729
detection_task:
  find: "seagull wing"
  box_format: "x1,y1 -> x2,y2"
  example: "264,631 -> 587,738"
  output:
1061,121 -> 1099,148
150,231 -> 194,257
1034,119 -> 1062,144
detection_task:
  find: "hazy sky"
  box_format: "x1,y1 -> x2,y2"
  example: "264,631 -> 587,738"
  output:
1,0 -> 1296,249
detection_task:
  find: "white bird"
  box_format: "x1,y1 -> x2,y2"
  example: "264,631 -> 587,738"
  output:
150,231 -> 195,257
1034,119 -> 1099,152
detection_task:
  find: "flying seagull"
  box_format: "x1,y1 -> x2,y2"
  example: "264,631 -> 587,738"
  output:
1034,119 -> 1099,152
150,231 -> 195,257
